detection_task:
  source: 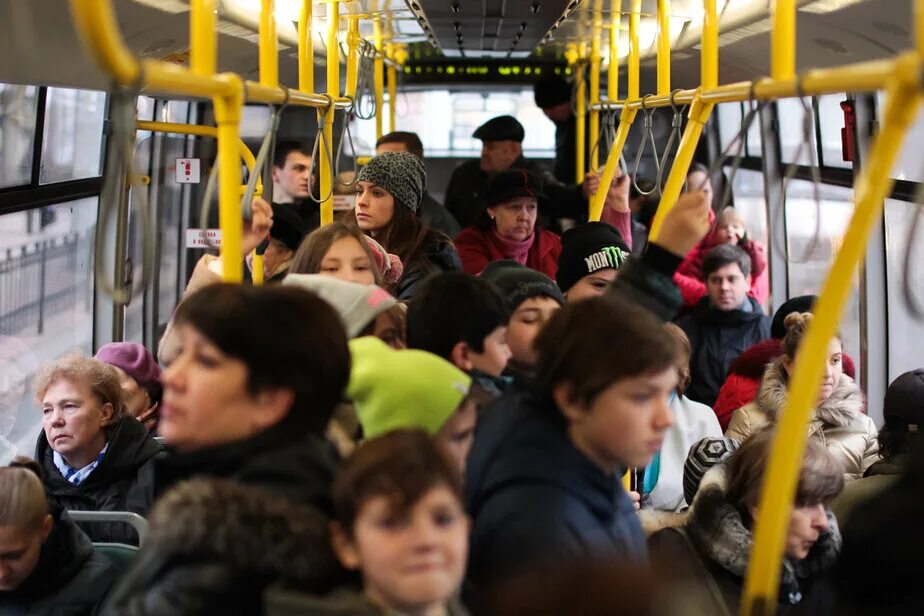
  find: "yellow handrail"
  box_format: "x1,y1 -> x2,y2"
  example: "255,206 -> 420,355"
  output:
589,1 -> 602,170
299,0 -> 314,92
260,0 -> 279,89
373,17 -> 385,140
657,0 -> 670,95
319,0 -> 339,226
575,50 -> 587,183
135,120 -> 258,183
607,0 -> 621,102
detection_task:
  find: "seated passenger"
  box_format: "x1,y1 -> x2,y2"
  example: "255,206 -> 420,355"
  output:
94,342 -> 162,431
641,325 -> 722,513
34,356 -> 161,545
725,312 -> 877,480
348,337 -> 485,474
454,168 -> 562,278
406,272 -> 512,387
677,244 -> 771,407
674,197 -> 769,310
650,429 -> 844,614
681,436 -> 740,508
0,457 -> 121,614
266,430 -> 469,615
353,151 -> 461,300
464,295 -> 677,604
555,221 -> 631,302
480,260 -> 564,381
375,131 -> 462,238
831,368 -> 924,523
712,295 -> 857,430
284,275 -> 405,349
102,283 -> 350,612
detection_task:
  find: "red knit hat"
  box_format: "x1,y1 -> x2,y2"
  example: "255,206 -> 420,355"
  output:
94,342 -> 162,403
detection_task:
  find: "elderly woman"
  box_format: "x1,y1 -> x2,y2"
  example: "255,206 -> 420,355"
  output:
94,342 -> 161,431
102,283 -> 350,614
34,355 -> 161,545
650,429 -> 844,614
455,168 -> 562,278
0,457 -> 121,612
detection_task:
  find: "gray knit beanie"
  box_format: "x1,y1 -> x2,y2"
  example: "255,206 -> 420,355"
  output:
356,151 -> 426,214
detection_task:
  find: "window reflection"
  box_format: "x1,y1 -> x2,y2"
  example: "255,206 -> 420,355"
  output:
816,94 -> 852,170
0,84 -> 38,188
40,88 -> 106,184
726,168 -> 769,311
0,197 -> 98,462
777,97 -> 818,167
884,199 -> 924,384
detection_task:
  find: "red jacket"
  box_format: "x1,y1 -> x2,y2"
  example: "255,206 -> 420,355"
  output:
673,213 -> 769,309
712,338 -> 858,430
454,226 -> 562,279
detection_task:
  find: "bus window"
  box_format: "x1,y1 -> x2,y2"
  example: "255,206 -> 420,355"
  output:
817,94 -> 852,170
884,198 -> 924,384
778,97 -> 819,166
40,88 -> 106,184
0,84 -> 39,189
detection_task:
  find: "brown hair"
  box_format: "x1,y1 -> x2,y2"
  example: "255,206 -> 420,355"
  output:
34,355 -> 126,423
725,428 -> 844,526
358,303 -> 407,348
782,312 -> 842,360
663,322 -> 692,394
0,457 -> 48,530
534,295 -> 678,409
332,429 -> 463,538
290,221 -> 384,285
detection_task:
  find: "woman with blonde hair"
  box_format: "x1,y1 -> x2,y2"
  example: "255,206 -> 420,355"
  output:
725,312 -> 878,479
34,356 -> 161,545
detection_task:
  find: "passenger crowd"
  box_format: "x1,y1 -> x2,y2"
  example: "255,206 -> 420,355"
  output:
2,75 -> 921,615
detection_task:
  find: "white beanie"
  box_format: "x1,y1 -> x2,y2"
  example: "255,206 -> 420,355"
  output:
283,274 -> 397,338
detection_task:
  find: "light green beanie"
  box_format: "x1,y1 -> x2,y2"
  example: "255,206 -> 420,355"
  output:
348,336 -> 472,438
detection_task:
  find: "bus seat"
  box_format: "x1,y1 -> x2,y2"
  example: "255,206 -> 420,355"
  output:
67,510 -> 149,546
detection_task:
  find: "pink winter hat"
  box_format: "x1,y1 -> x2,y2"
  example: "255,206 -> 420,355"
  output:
94,342 -> 162,403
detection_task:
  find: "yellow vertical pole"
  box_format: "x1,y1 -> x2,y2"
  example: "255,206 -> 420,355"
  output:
373,17 -> 385,140
214,78 -> 245,282
299,0 -> 314,92
657,0 -> 670,95
575,47 -> 587,183
590,1 -> 602,170
387,44 -> 397,133
320,0 -> 339,226
771,0 -> 796,82
190,0 -> 217,76
742,78 -> 920,616
648,0 -> 717,241
259,0 -> 278,87
628,0 -> 641,100
346,15 -> 360,98
607,0 -> 621,101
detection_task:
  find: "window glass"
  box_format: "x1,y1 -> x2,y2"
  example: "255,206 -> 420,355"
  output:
40,88 -> 106,184
880,90 -> 924,181
0,84 -> 39,188
0,197 -> 98,462
884,198 -> 924,384
783,179 -> 860,372
726,168 -> 770,311
817,94 -> 852,170
746,102 -> 762,158
716,102 -> 743,153
777,97 -> 818,166
353,88 -> 556,158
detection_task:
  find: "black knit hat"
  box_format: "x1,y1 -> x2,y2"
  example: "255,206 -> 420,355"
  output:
472,115 -> 525,143
269,203 -> 308,252
683,436 -> 740,506
533,75 -> 572,109
481,260 -> 564,310
484,168 -> 547,208
556,222 -> 630,293
771,295 -> 817,339
884,369 -> 924,430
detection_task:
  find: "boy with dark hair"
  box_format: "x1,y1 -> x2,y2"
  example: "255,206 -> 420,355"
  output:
272,141 -> 319,229
406,272 -> 512,380
465,295 -> 679,605
265,430 -> 469,615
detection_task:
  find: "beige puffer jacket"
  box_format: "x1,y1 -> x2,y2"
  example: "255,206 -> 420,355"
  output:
725,359 -> 878,480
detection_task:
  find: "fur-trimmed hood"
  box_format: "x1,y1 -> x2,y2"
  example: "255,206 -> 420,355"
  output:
686,467 -> 841,603
756,358 -> 865,428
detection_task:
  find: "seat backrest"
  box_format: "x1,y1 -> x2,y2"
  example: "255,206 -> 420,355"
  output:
67,510 -> 149,545
93,542 -> 139,572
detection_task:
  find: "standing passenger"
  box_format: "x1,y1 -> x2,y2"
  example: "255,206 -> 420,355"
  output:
454,169 -> 562,278
34,356 -> 161,545
725,313 -> 877,480
677,244 -> 771,407
354,152 -> 461,300
271,141 -> 319,229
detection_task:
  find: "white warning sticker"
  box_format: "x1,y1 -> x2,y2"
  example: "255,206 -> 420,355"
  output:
175,158 -> 201,184
185,228 -> 222,248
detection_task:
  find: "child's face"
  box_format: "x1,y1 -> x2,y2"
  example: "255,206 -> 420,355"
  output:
506,297 -> 561,367
339,486 -> 469,615
714,213 -> 746,245
468,326 -> 512,377
558,366 -> 677,471
435,399 -> 479,475
565,269 -> 617,303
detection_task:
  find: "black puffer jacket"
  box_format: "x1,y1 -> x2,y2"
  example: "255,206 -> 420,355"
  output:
394,233 -> 462,301
0,507 -> 122,615
37,416 -> 163,545
677,296 -> 771,407
101,478 -> 343,616
100,422 -> 340,615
